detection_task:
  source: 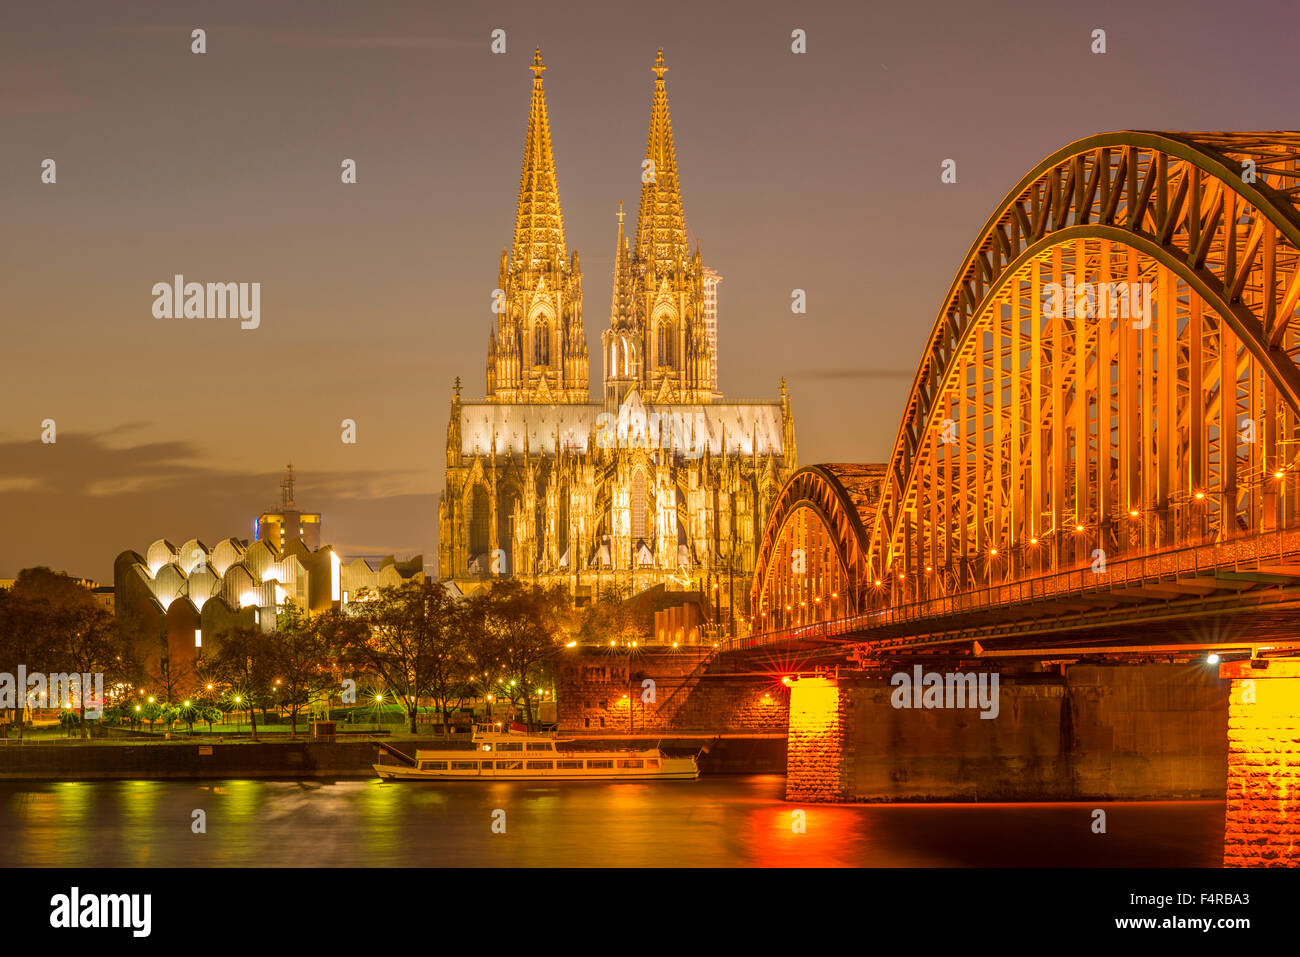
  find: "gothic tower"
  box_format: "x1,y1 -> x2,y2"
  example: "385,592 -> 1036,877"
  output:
487,48 -> 589,404
602,202 -> 641,409
623,49 -> 716,405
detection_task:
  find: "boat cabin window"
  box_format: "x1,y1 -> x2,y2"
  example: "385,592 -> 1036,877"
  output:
586,759 -> 613,769
480,761 -> 494,769
617,759 -> 644,769
419,761 -> 447,770
499,761 -> 523,770
648,759 -> 660,768
495,742 -> 524,752
557,760 -> 583,770
526,742 -> 553,752
451,761 -> 477,770
526,761 -> 554,770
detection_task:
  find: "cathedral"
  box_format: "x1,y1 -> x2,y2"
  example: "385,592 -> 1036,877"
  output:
438,49 -> 797,616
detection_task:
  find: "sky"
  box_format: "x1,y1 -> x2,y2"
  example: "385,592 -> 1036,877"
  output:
3,0 -> 1298,581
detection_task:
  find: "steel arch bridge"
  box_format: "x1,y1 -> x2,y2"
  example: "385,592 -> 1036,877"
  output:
751,131 -> 1300,646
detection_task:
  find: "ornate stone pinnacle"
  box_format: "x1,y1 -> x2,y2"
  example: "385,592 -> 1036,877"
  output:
653,49 -> 668,81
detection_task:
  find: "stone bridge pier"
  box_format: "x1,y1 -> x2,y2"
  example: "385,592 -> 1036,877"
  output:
785,659 -> 1300,867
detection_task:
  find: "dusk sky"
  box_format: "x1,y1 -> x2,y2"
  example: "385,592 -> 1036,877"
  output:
3,0 -> 1297,581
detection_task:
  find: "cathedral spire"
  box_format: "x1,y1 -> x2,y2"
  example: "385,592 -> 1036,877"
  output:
634,49 -> 688,273
512,48 -> 566,268
610,201 -> 635,327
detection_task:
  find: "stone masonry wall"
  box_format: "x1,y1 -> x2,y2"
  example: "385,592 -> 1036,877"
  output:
785,676 -> 848,801
787,663 -> 1230,803
1222,661 -> 1300,867
557,648 -> 789,733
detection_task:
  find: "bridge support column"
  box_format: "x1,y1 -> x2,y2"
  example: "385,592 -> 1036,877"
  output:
1220,658 -> 1300,868
785,675 -> 849,801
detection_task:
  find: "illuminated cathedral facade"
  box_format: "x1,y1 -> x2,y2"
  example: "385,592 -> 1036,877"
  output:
438,50 -> 796,612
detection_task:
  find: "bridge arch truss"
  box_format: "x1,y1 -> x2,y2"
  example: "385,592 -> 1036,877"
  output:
755,132 -> 1300,619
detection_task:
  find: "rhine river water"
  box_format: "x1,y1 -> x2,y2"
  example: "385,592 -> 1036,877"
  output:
0,776 -> 1224,867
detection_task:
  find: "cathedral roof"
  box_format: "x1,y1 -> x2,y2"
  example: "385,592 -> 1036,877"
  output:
458,398 -> 785,458
511,48 -> 567,269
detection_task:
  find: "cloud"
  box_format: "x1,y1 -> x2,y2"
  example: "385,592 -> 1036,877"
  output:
107,25 -> 474,51
792,368 -> 915,380
0,61 -> 94,116
256,31 -> 475,50
0,430 -> 437,580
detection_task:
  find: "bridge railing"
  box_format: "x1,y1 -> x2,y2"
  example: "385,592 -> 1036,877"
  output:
732,525 -> 1300,650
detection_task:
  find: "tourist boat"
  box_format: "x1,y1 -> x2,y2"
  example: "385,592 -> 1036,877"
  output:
373,729 -> 699,782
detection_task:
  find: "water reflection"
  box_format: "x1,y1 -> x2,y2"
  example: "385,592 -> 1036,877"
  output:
0,777 -> 1223,867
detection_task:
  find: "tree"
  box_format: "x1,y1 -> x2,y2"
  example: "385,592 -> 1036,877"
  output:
48,601 -> 131,739
200,705 -> 222,732
141,700 -> 163,732
0,568 -> 137,739
175,702 -> 201,734
271,602 -> 333,737
579,583 -> 649,645
328,581 -> 463,734
464,581 -> 568,730
0,587 -> 54,738
210,626 -> 277,740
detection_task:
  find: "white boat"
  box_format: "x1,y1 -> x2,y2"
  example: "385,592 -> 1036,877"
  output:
373,730 -> 699,782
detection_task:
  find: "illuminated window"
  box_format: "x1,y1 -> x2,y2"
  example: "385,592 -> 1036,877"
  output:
194,629 -> 202,648
632,471 -> 648,540
657,319 -> 675,366
533,318 -> 550,365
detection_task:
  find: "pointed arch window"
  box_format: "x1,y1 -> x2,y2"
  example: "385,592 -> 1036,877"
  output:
534,318 -> 551,366
656,319 -> 675,367
631,471 -> 650,540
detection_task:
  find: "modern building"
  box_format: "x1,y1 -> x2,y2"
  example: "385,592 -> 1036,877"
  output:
113,474 -> 424,684
255,465 -> 321,551
439,50 -> 797,616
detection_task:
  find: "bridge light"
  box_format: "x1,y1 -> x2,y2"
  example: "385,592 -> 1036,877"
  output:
1275,470 -> 1285,479
874,579 -> 882,586
1029,538 -> 1038,545
1130,509 -> 1140,517
989,548 -> 998,556
1075,524 -> 1085,533
1194,491 -> 1205,500
924,566 -> 932,572
832,592 -> 838,598
1206,653 -> 1221,665
898,573 -> 905,580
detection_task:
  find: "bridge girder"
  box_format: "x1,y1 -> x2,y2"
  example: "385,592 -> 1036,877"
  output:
749,131 -> 1300,645
868,131 -> 1300,600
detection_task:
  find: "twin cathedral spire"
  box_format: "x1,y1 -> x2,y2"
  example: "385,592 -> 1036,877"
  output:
486,48 -> 718,409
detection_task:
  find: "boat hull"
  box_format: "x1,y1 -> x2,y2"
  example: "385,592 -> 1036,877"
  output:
373,763 -> 699,782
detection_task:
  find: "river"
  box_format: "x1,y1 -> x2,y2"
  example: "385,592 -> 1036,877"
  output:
0,776 -> 1224,867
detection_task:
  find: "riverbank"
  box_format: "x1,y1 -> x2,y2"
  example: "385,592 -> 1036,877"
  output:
0,734 -> 788,780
